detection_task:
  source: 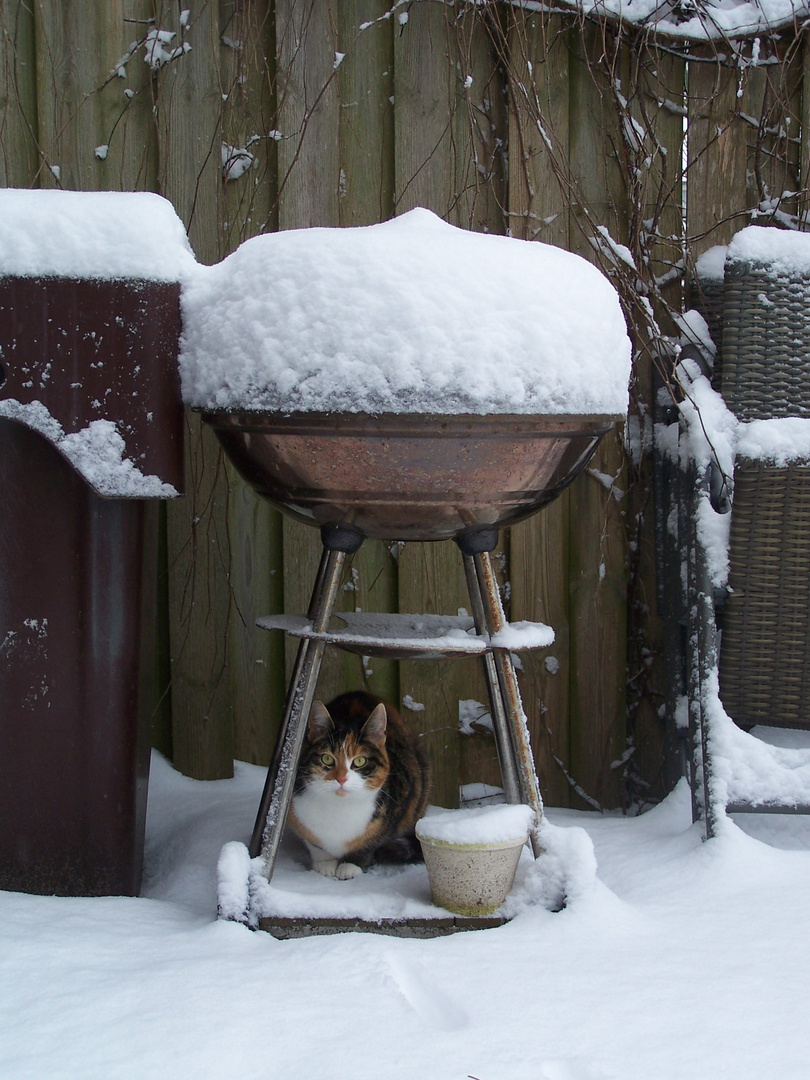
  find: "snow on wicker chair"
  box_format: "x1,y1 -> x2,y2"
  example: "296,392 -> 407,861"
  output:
668,227 -> 810,838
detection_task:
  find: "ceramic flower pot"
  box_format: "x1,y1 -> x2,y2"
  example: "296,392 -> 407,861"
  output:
416,804 -> 534,916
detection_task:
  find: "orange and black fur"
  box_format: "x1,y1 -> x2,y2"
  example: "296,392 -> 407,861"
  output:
287,691 -> 430,880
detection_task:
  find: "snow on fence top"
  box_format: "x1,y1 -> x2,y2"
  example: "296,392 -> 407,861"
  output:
180,209 -> 631,417
0,189 -> 197,282
559,0 -> 807,40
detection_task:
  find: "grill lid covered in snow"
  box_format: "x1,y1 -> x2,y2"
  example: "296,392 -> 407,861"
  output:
180,208 -> 631,418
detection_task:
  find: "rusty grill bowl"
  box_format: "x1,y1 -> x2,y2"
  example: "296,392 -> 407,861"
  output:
204,411 -> 618,542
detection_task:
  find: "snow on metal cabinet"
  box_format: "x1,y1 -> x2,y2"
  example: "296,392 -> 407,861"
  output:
0,190 -> 191,896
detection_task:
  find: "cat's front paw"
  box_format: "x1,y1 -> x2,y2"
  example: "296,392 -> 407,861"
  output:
312,858 -> 340,877
310,858 -> 362,880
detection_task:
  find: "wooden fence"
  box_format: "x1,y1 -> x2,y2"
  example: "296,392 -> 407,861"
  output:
1,0 -> 807,811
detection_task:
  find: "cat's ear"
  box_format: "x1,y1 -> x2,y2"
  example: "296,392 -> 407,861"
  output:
361,702 -> 387,745
308,701 -> 333,741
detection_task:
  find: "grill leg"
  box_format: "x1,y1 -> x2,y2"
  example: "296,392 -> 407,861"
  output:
249,527 -> 363,876
457,531 -> 544,858
461,554 -> 521,806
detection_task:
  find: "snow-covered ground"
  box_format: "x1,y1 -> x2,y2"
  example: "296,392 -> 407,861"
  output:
2,747 -> 810,1080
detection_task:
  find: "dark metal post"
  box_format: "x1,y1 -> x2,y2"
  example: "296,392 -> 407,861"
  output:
686,459 -> 719,838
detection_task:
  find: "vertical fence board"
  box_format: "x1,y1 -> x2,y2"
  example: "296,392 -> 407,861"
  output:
114,0 -> 160,192
220,0 -> 277,254
565,25 -> 628,810
165,419 -> 235,780
507,11 -> 573,808
687,49 -> 764,257
228,475 -> 286,766
506,10 -> 570,246
338,0 -> 394,226
393,2 -> 455,216
510,500 -> 572,808
567,436 -> 628,810
156,2 -> 235,779
398,542 -> 471,810
639,49 -> 686,319
451,9 -> 506,232
216,1 -> 287,768
33,0 -> 148,191
276,0 -> 340,227
0,0 -> 37,185
753,40 -> 803,220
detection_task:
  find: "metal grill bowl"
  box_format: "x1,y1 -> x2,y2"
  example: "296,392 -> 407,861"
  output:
204,410 -> 618,542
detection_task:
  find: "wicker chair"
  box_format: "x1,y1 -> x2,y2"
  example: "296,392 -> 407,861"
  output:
658,229 -> 810,836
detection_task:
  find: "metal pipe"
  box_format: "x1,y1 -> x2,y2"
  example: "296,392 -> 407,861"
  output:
472,550 -> 544,858
461,553 -> 521,805
248,544 -> 350,871
687,460 -> 719,839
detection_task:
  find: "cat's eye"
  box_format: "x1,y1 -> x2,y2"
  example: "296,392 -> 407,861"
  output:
353,756 -> 367,769
320,753 -> 335,767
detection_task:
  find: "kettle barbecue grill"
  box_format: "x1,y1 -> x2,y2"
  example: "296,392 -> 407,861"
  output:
184,209 -> 631,921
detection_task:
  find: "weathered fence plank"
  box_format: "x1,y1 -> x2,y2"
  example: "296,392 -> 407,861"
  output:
450,8 -> 506,233
0,0 -> 37,185
506,10 -> 574,809
33,0 -> 120,189
564,24 -> 629,809
219,0 -> 277,254
155,2 -> 235,780
506,10 -> 570,247
338,0 -> 394,226
687,47 -> 766,257
216,1 -> 288,768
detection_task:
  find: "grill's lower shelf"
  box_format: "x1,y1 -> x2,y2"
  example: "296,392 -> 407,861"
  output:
257,611 -> 554,660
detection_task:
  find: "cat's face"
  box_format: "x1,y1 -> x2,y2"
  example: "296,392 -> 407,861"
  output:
300,701 -> 390,798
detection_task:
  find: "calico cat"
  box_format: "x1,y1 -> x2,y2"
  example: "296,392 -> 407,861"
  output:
287,691 -> 430,880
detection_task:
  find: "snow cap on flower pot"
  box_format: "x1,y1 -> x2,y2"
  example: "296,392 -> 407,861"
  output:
416,803 -> 535,917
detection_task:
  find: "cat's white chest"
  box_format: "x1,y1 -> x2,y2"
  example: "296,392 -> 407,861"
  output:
292,781 -> 378,858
